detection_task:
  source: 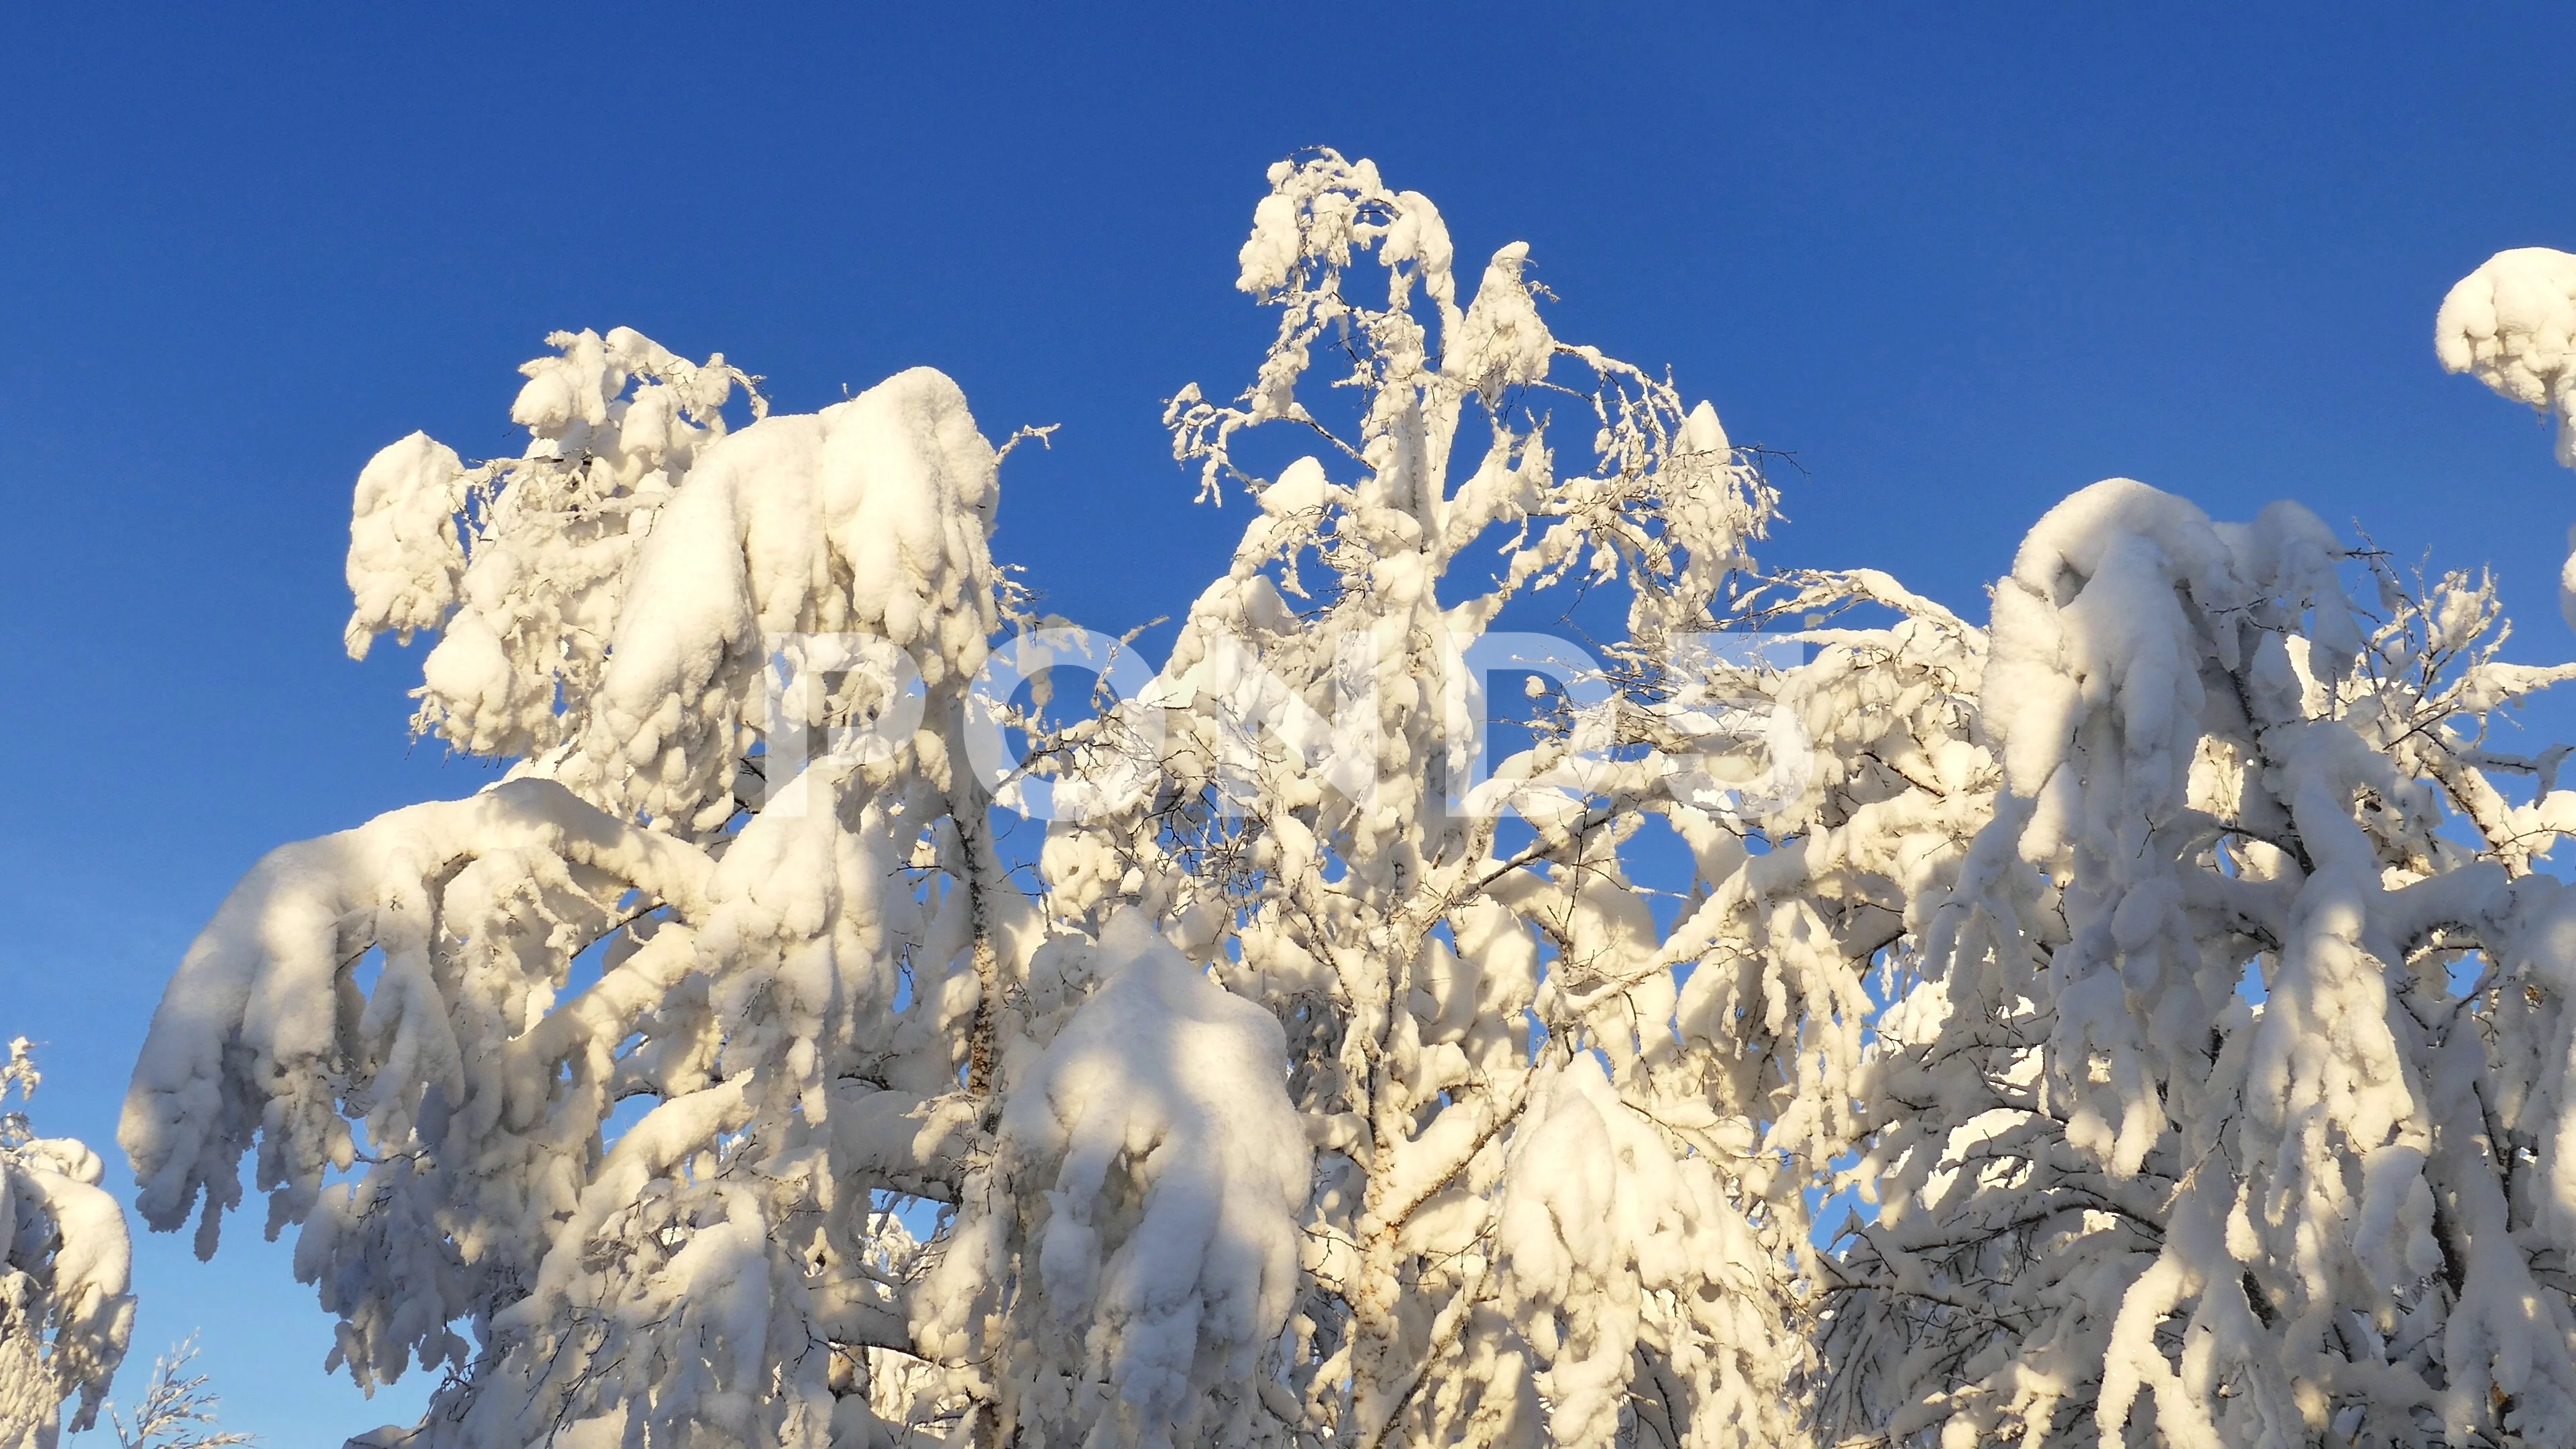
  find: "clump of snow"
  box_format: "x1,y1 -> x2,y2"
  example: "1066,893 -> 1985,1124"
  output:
2439,248 -> 2576,466
343,329 -> 998,839
1495,1057 -> 1788,1445
2439,247 -> 2576,629
2,1038 -> 135,1448
925,910 -> 1309,1448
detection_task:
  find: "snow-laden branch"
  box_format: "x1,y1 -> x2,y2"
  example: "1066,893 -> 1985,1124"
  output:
2,1039 -> 134,1449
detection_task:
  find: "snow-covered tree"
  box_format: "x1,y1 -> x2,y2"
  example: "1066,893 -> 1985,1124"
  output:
962,150 -> 1823,1448
3,1039 -> 134,1448
124,327 -> 1019,1448
112,158 -> 2576,1448
1799,249 -> 2576,1449
1813,486 -> 2576,1448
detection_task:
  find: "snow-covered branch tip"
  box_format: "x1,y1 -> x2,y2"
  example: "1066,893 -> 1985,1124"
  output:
4,1038 -> 135,1449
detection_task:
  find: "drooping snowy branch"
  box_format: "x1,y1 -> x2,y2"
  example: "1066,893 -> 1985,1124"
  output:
1822,480 -> 2576,1448
125,352 -> 1036,1448
919,910 -> 1309,1448
2,1039 -> 134,1449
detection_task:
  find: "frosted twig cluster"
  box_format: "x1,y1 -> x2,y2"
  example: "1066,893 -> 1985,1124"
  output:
106,1336 -> 249,1449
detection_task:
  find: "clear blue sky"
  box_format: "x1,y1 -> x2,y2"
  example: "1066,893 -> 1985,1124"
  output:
4,5 -> 2573,1440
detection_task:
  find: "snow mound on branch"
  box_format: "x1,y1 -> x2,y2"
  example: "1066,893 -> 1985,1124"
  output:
2438,248 -> 2576,629
2439,247 -> 2576,466
574,365 -> 1001,830
343,329 -> 1001,836
1009,910 -> 1307,1440
118,780 -> 714,1259
1986,479 -> 2357,869
345,431 -> 470,655
1,1040 -> 135,1449
1497,1055 -> 1787,1446
934,910 -> 1309,1448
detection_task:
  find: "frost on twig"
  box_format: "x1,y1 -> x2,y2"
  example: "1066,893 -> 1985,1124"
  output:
104,1337 -> 248,1449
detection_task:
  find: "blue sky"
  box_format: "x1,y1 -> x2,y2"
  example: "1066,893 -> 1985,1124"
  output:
5,4 -> 2575,1440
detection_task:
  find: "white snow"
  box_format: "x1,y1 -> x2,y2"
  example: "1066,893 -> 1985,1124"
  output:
2439,246 -> 2576,628
2,1040 -> 135,1448
104,157 -> 2576,1449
